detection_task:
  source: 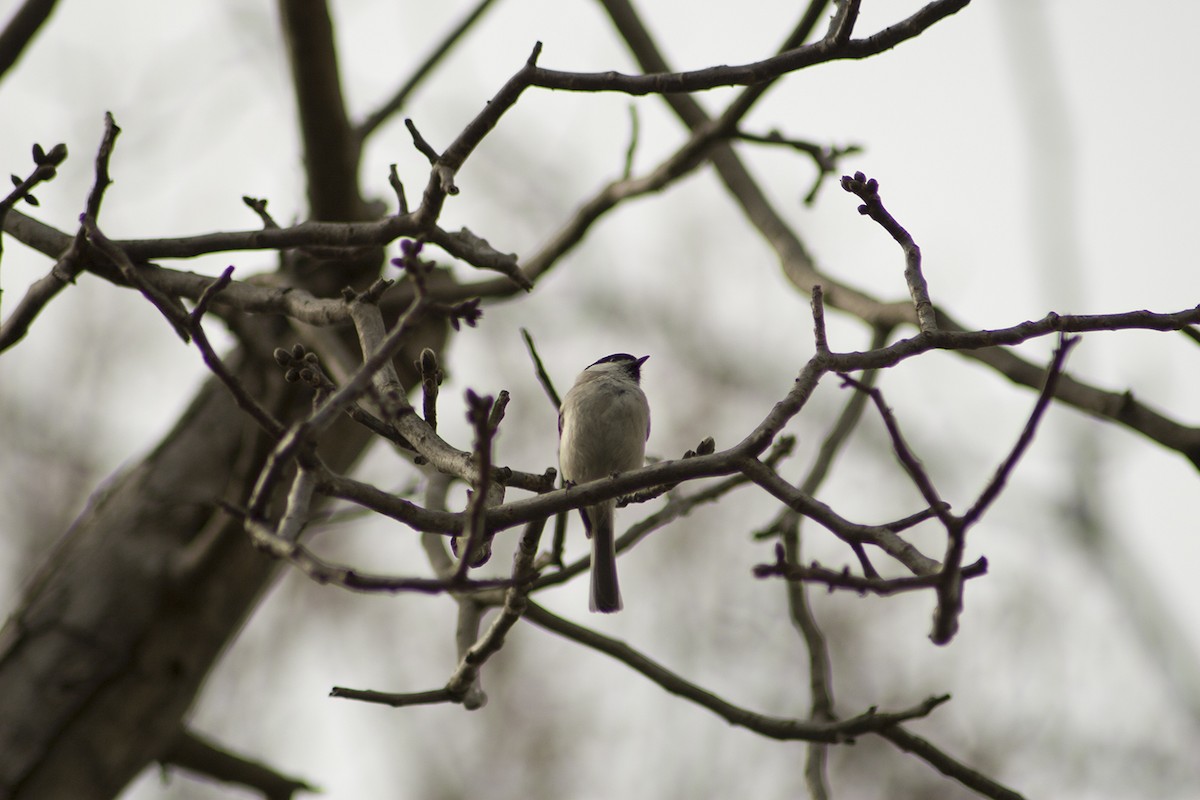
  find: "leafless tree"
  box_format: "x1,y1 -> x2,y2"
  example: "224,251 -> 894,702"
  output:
1,1 -> 1197,799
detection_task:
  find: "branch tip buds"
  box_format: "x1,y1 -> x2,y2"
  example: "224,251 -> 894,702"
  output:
32,142 -> 68,167
418,348 -> 442,384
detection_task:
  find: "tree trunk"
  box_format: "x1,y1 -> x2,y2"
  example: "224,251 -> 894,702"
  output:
0,307 -> 441,797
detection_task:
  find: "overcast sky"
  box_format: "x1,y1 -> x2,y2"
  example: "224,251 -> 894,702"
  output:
2,2 -> 1199,798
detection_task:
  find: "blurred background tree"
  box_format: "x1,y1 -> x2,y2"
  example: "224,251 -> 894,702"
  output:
1,1 -> 1198,799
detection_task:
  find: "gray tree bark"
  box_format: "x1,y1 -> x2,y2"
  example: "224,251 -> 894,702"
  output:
0,1 -> 448,796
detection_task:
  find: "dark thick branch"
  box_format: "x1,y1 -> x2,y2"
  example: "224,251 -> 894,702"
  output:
161,729 -> 317,800
0,0 -> 58,80
277,0 -> 365,220
531,1 -> 971,95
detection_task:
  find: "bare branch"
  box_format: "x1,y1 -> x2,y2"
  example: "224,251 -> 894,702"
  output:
736,128 -> 863,205
328,686 -> 457,708
841,171 -> 936,332
246,273 -> 436,520
444,515 -> 548,701
0,0 -> 58,81
811,284 -> 830,355
387,164 -> 408,214
802,325 -> 891,497
241,196 -> 279,229
755,547 -> 989,596
742,456 -> 941,575
523,601 -> 952,742
83,225 -> 192,343
962,333 -> 1079,527
244,517 -> 510,596
621,103 -> 639,179
929,333 -> 1079,645
357,0 -> 501,141
276,465 -> 317,544
277,0 -> 365,220
0,231 -> 83,352
826,0 -> 862,47
879,726 -> 1027,800
424,225 -> 528,289
838,373 -> 953,527
331,490 -> 549,713
404,117 -> 442,166
83,112 -> 118,219
521,327 -> 562,409
161,729 -> 317,800
531,449 -> 776,593
534,1 -> 971,95
452,390 -> 501,575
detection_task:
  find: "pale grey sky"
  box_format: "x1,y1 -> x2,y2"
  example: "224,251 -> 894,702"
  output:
2,2 -> 1198,798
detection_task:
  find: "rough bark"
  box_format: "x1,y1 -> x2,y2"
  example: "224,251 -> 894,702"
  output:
0,306 -> 440,797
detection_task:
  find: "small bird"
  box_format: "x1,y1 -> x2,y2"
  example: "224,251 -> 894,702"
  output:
558,353 -> 650,613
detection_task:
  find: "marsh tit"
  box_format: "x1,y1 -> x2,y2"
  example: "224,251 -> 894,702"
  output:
558,353 -> 650,613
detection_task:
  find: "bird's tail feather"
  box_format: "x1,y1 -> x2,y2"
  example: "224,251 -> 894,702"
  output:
587,501 -> 622,613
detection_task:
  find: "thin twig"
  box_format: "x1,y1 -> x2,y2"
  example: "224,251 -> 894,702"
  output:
929,333 -> 1078,645
797,325 -> 891,574
444,515 -> 548,704
841,171 -> 936,332
520,327 -> 561,409
329,686 -> 456,708
189,265 -> 234,325
839,373 -> 953,529
0,231 -> 84,352
734,128 -> 862,205
85,224 -> 192,342
388,164 -> 408,214
523,601 -> 952,742
183,269 -> 286,437
241,196 -> 279,229
405,118 -> 441,164
825,0 -> 861,46
622,103 -> 639,179
276,465 -> 317,544
878,726 -> 1027,800
357,0 -> 501,140
453,390 -> 500,576
244,518 -> 510,595
963,333 -> 1078,527
811,284 -> 829,355
755,547 -> 989,596
84,112 -> 119,221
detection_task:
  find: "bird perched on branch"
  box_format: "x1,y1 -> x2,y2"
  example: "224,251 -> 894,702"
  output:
558,353 -> 650,613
